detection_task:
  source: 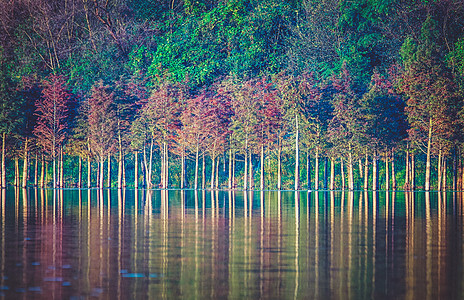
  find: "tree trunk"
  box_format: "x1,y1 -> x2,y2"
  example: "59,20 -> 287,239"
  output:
364,151 -> 368,190
260,145 -> 264,190
391,149 -> 396,190
181,150 -> 185,189
277,146 -> 281,190
147,138 -> 154,189
122,158 -> 126,188
194,146 -> 199,189
411,153 -> 415,190
341,157 -> 345,190
405,146 -> 410,189
453,148 -> 457,191
315,148 -> 319,190
40,155 -> 45,188
306,151 -> 311,190
99,156 -> 104,189
244,138 -> 248,190
385,152 -> 389,191
324,156 -> 328,190
442,157 -> 447,191
210,155 -> 215,190
22,138 -> 29,188
425,117 -> 433,191
34,153 -> 38,187
60,148 -> 64,188
202,153 -> 205,189
249,153 -> 253,189
295,116 -> 299,190
53,156 -> 56,189
228,149 -> 232,189
329,157 -> 335,190
78,156 -> 82,188
348,150 -> 353,190
438,150 -> 442,191
14,157 -> 19,187
134,151 -> 138,189
232,153 -> 236,189
1,132 -> 5,189
107,153 -> 111,188
87,156 -> 91,188
165,143 -> 169,188
372,150 -> 377,191
45,161 -> 49,188
216,155 -> 220,189
358,158 -> 363,190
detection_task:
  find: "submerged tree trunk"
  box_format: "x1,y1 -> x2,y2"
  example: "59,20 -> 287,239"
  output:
438,150 -> 443,191
99,156 -> 104,189
22,138 -> 29,188
244,149 -> 248,190
181,150 -> 185,189
216,155 -> 220,189
249,153 -> 253,189
442,157 -> 447,191
411,153 -> 415,190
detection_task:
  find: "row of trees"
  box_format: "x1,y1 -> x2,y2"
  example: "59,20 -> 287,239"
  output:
0,0 -> 464,191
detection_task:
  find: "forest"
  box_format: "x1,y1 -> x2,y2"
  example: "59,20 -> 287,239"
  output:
1,0 -> 464,191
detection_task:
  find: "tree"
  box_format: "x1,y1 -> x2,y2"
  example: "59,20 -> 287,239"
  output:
88,80 -> 116,188
33,74 -> 71,188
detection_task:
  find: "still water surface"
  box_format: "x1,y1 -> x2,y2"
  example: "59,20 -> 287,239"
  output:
0,189 -> 463,299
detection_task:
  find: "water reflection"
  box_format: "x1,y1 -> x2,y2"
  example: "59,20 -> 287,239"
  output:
0,190 -> 463,299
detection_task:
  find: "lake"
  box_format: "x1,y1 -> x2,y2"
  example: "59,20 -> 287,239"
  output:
0,189 -> 463,299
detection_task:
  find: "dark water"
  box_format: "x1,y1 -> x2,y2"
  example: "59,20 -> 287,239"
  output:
0,189 -> 463,299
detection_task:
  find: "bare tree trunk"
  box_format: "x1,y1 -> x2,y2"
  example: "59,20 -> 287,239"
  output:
249,153 -> 253,189
405,146 -> 410,189
122,157 -> 126,188
277,146 -> 281,190
216,155 -> 220,189
107,153 -> 111,188
181,150 -> 185,189
59,148 -> 63,188
99,156 -> 104,189
194,146 -> 199,189
22,138 -> 29,188
315,148 -> 319,190
147,139 -> 154,189
391,149 -> 396,190
324,156 -> 328,189
341,157 -> 345,190
40,155 -> 45,188
364,151 -> 368,190
232,153 -> 236,189
442,157 -> 447,191
425,118 -> 433,191
358,158 -> 363,189
165,143 -> 169,188
202,153 -> 205,189
34,153 -> 38,187
295,116 -> 299,190
348,151 -> 354,190
14,157 -> 19,187
438,150 -> 442,191
87,156 -> 91,188
385,151 -> 389,191
77,157 -> 82,188
134,151 -> 138,189
1,132 -> 5,188
411,153 -> 415,190
260,145 -> 264,190
306,151 -> 311,190
329,157 -> 335,190
453,148 -> 457,191
210,155 -> 215,190
372,150 -> 378,191
228,149 -> 232,189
